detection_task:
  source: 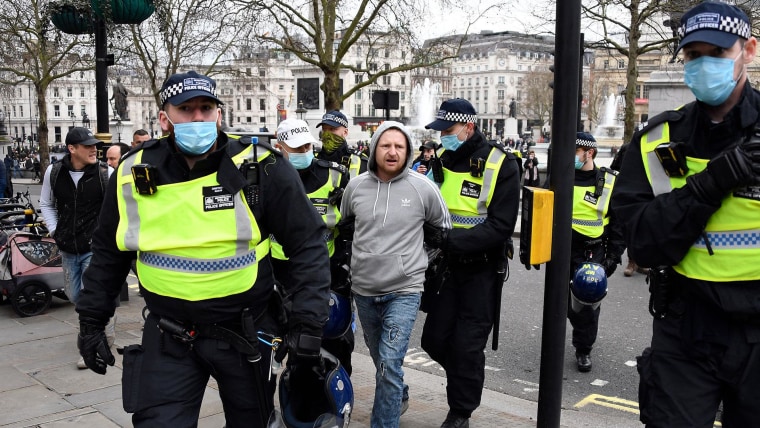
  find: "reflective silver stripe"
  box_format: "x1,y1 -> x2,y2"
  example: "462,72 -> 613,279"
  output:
644,124 -> 673,196
233,195 -> 254,254
694,230 -> 760,249
451,214 -> 486,225
323,168 -> 342,229
477,149 -> 505,215
647,151 -> 673,196
140,249 -> 258,273
120,154 -> 141,250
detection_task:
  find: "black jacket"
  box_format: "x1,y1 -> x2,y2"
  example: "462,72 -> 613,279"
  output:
611,81 -> 760,318
50,156 -> 108,254
440,129 -> 521,258
77,134 -> 331,327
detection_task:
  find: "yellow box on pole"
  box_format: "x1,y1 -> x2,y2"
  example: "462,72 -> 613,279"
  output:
519,186 -> 554,266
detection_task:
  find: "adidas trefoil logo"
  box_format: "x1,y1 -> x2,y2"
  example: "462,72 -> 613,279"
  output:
401,198 -> 411,207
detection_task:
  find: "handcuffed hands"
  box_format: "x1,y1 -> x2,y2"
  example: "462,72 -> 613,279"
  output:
601,258 -> 619,277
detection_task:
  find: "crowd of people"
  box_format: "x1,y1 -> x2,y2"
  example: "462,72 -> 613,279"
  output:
24,3 -> 758,426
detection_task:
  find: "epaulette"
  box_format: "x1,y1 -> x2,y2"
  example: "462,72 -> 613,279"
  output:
599,166 -> 619,176
316,159 -> 347,174
237,136 -> 282,158
486,139 -> 511,155
636,107 -> 687,135
349,148 -> 369,160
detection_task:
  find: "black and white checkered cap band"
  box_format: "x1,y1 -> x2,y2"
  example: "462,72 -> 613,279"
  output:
678,15 -> 751,41
159,81 -> 218,105
576,138 -> 597,148
321,113 -> 348,128
435,110 -> 477,123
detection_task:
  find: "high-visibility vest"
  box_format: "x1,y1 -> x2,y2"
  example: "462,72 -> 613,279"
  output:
271,163 -> 342,260
571,169 -> 617,238
439,146 -> 507,229
347,152 -> 365,179
115,145 -> 270,300
641,123 -> 760,281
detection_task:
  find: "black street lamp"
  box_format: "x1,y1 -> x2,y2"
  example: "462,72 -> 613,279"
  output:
114,114 -> 123,143
148,115 -> 156,137
70,111 -> 77,128
296,100 -> 307,120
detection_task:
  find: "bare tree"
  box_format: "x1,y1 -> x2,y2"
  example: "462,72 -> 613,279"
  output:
113,0 -> 256,108
521,70 -> 554,130
240,0 -> 505,111
0,0 -> 93,174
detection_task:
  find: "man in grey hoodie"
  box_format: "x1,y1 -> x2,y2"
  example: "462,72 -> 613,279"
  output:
340,121 -> 451,428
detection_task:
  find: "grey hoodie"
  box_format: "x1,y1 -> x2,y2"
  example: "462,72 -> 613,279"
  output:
340,121 -> 451,296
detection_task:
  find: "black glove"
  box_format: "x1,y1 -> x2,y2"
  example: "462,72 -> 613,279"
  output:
274,323 -> 322,366
601,258 -> 619,278
686,141 -> 760,205
336,216 -> 355,243
77,316 -> 115,375
423,222 -> 449,249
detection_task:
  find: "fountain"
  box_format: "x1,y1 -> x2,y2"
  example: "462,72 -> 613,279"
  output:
594,94 -> 624,142
409,78 -> 442,144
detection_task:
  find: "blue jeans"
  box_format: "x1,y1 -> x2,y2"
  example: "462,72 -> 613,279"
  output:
354,292 -> 421,428
62,251 -> 91,305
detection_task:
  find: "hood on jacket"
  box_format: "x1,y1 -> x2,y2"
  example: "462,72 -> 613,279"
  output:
367,121 -> 414,179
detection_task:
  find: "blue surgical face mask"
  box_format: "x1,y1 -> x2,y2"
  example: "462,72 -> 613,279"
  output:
574,153 -> 586,170
168,113 -> 219,155
684,50 -> 743,106
287,150 -> 314,169
440,125 -> 466,151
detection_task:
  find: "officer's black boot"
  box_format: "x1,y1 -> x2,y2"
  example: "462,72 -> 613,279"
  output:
576,351 -> 592,372
441,411 -> 469,428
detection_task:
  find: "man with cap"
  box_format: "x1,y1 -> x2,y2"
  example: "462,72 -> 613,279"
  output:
271,118 -> 355,374
40,127 -> 113,368
411,140 -> 438,174
611,2 -> 760,426
316,110 -> 368,179
568,132 -> 624,373
74,71 -> 331,428
419,98 -> 520,428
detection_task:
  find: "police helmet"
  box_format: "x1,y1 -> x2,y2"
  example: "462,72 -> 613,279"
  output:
277,348 -> 353,428
322,291 -> 352,340
570,262 -> 608,311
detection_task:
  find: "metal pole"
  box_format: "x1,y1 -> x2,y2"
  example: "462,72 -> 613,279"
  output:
95,16 -> 109,135
537,0 -> 581,426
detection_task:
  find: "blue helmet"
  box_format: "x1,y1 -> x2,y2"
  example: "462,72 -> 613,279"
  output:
322,291 -> 352,340
571,262 -> 608,307
277,349 -> 353,428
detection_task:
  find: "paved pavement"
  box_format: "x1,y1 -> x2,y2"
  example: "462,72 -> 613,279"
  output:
1,167 -> 640,428
1,280 -> 643,428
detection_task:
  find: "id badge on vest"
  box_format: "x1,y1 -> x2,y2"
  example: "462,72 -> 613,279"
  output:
203,186 -> 235,211
583,191 -> 598,205
460,181 -> 482,199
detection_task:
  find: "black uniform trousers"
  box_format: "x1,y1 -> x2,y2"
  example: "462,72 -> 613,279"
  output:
567,240 -> 604,355
123,313 -> 276,428
421,260 -> 498,418
637,291 -> 760,428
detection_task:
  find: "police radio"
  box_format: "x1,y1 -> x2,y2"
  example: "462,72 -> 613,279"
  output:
241,137 -> 261,205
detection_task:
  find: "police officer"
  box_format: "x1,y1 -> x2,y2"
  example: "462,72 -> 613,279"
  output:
569,132 -> 625,373
270,118 -> 354,374
611,3 -> 760,426
420,98 -> 520,428
316,110 -> 368,178
75,71 -> 331,428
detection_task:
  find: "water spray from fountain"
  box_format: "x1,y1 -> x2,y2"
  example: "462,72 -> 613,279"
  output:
594,94 -> 624,140
409,78 -> 442,144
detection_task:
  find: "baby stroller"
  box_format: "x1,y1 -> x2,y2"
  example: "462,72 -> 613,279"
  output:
0,206 -> 66,317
